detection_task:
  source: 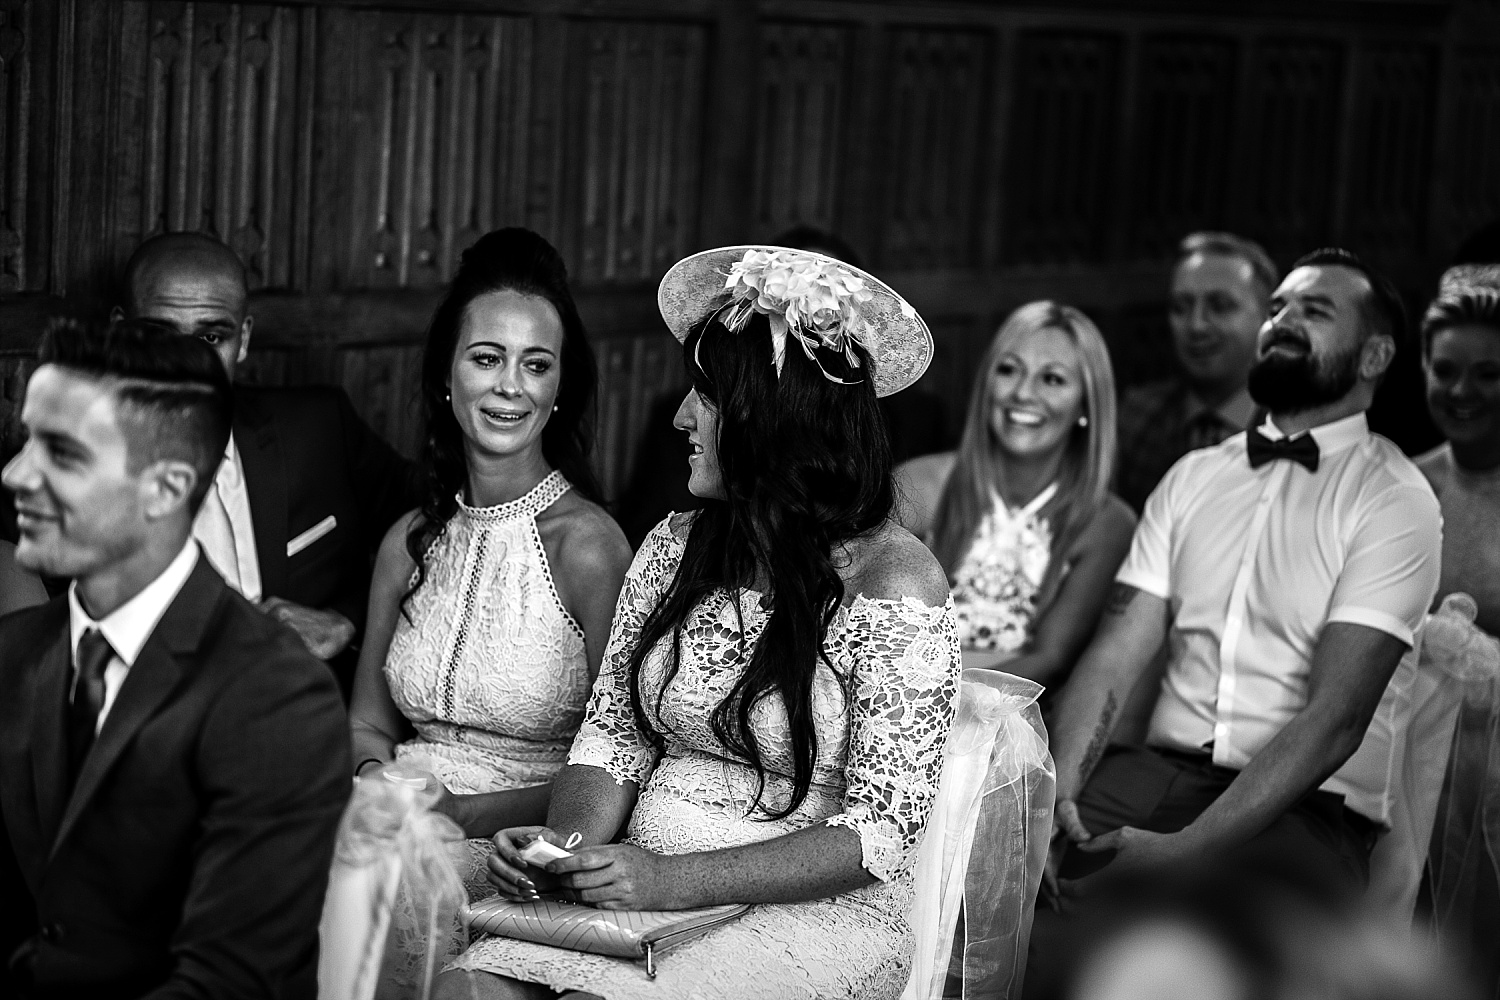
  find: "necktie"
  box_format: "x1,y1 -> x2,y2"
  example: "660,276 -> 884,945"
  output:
1246,426 -> 1320,472
67,628 -> 114,786
194,479 -> 240,592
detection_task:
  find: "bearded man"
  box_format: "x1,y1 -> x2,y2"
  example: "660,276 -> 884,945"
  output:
1041,248 -> 1442,899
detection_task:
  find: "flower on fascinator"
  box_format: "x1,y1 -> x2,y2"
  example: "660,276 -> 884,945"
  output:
719,249 -> 877,383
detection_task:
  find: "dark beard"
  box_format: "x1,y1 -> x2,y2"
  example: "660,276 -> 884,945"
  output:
1247,343 -> 1361,414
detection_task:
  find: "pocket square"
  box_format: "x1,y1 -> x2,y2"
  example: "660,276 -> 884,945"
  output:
287,515 -> 337,557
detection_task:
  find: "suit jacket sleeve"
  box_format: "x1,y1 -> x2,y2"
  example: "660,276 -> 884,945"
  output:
142,642 -> 351,1000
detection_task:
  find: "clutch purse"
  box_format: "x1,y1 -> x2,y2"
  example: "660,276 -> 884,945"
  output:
463,896 -> 749,979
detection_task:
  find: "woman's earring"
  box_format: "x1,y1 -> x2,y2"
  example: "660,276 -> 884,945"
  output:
444,391 -> 451,402
553,404 -> 559,413
1078,415 -> 1089,427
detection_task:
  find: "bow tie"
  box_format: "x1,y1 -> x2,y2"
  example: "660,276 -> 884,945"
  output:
1246,426 -> 1320,472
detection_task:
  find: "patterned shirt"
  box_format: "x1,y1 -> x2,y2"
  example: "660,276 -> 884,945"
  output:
1116,379 -> 1256,513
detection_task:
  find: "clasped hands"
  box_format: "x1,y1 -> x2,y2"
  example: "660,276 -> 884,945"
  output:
485,826 -> 682,911
1041,799 -> 1201,910
260,597 -> 355,660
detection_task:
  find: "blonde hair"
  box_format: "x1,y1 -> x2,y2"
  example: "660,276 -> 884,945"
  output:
930,300 -> 1118,605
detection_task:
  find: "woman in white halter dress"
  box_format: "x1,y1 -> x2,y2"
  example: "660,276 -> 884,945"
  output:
898,301 -> 1136,688
346,229 -> 632,895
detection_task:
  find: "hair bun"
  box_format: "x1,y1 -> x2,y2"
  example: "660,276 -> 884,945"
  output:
457,227 -> 568,286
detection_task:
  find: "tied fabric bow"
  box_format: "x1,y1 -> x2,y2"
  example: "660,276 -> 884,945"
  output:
1246,425 -> 1320,472
716,249 -> 880,384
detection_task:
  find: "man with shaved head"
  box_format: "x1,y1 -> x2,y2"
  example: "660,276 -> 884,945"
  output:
115,232 -> 418,693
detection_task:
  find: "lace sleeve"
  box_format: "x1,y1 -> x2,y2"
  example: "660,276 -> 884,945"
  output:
825,595 -> 962,881
567,516 -> 687,785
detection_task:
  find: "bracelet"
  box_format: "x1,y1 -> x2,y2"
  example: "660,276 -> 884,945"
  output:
354,757 -> 384,777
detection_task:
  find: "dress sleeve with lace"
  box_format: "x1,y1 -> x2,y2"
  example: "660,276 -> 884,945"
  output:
825,595 -> 962,881
568,516 -> 687,785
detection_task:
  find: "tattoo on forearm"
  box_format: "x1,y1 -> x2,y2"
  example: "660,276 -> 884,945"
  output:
1078,691 -> 1119,784
1104,583 -> 1139,617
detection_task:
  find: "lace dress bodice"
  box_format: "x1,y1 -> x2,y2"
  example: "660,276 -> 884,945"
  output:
949,483 -> 1056,654
384,471 -> 588,793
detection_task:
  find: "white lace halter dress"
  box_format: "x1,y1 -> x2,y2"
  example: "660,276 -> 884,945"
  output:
384,471 -> 587,894
949,482 -> 1056,654
449,515 -> 962,999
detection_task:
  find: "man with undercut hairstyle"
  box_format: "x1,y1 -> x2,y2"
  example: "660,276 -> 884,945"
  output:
0,319 -> 348,998
1042,248 -> 1441,909
114,232 -> 419,693
1116,231 -> 1278,512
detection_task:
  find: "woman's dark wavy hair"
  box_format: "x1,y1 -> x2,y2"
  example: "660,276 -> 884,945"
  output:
404,228 -> 601,612
625,312 -> 894,819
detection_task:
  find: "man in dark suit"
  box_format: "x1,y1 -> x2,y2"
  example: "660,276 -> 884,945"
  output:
114,233 -> 419,692
0,319 -> 349,997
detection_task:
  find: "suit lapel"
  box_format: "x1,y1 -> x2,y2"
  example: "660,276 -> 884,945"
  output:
49,558 -> 225,861
26,622 -> 70,854
234,385 -> 289,598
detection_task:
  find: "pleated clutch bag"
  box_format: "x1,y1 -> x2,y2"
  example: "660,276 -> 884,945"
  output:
463,897 -> 750,979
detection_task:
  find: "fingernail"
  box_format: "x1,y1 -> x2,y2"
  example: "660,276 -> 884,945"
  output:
520,878 -> 534,888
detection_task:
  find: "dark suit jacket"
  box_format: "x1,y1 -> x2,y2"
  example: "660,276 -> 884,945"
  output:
0,556 -> 351,999
234,385 -> 419,684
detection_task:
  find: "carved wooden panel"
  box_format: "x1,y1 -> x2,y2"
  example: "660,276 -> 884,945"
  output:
754,22 -> 852,237
877,27 -> 989,270
0,0 -> 31,292
336,343 -> 425,458
133,2 -> 308,289
1449,48 -> 1500,231
1346,44 -> 1436,254
350,11 -> 531,289
595,332 -> 686,501
918,315 -> 993,432
1129,36 -> 1238,258
1242,39 -> 1344,254
558,19 -> 707,285
1004,31 -> 1122,265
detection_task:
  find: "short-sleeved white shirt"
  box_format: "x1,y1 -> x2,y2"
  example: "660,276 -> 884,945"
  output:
1118,412 -> 1442,824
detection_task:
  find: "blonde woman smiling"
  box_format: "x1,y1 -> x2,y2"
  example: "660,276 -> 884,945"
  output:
897,301 -> 1136,682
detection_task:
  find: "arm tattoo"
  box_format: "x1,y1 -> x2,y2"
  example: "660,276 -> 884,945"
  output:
1103,583 -> 1139,617
1077,691 -> 1119,784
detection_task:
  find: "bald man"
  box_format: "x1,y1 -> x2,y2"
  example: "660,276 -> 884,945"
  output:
114,233 -> 419,693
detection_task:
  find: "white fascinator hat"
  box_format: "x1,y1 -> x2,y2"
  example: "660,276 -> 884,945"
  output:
656,245 -> 933,398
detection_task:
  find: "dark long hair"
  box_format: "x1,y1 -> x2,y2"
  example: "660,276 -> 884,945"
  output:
626,312 -> 894,819
405,228 -> 601,608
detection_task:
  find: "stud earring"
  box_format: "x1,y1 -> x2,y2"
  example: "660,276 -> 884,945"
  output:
444,391 -> 451,402
553,404 -> 559,413
1078,415 -> 1089,427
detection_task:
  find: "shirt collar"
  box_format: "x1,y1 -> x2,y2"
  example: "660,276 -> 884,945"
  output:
1259,411 -> 1369,456
68,539 -> 200,667
1185,386 -> 1257,430
217,433 -> 241,490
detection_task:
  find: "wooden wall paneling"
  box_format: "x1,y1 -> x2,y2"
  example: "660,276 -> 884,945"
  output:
697,1 -> 757,249
1345,43 -> 1438,261
1445,47 -> 1500,243
335,342 -> 424,458
917,314 -> 991,433
1003,30 -> 1123,266
753,20 -> 853,238
562,17 -> 708,285
346,10 -> 531,291
0,0 -> 33,293
593,331 -> 684,501
1127,34 -> 1238,259
977,25 -> 1015,270
1242,39 -> 1344,256
876,25 -> 989,270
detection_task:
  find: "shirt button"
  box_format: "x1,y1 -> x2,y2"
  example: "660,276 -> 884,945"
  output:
40,922 -> 65,943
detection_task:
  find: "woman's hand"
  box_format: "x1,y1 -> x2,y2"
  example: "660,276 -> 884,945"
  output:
486,827 -> 573,901
428,784 -> 472,834
546,844 -> 684,911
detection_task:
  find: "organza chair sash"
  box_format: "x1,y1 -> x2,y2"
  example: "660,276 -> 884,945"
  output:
904,668 -> 1055,1000
1368,594 -> 1500,920
319,764 -> 467,1000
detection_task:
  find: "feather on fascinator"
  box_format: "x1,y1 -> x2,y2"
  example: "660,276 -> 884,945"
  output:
657,245 -> 933,397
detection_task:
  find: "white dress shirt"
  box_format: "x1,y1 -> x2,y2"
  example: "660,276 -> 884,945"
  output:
68,539 -> 200,734
193,433 -> 262,603
1117,412 -> 1442,823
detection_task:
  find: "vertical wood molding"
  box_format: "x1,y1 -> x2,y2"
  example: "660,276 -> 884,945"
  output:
877,25 -> 988,269
1005,29 -> 1122,265
564,17 -> 708,285
754,20 -> 852,237
1346,42 -> 1438,258
0,0 -> 32,291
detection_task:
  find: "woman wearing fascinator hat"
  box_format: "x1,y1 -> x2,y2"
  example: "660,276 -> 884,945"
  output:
436,247 -> 962,999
